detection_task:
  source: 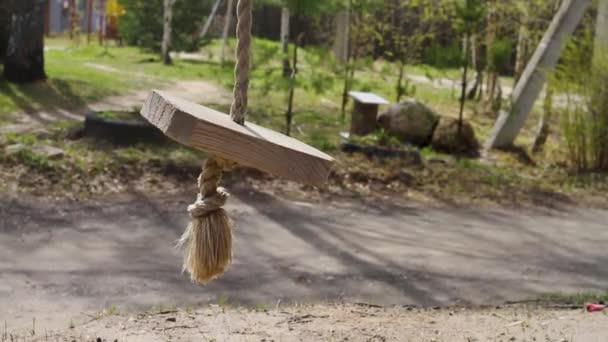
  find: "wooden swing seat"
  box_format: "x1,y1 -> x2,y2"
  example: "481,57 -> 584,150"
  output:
141,90 -> 334,187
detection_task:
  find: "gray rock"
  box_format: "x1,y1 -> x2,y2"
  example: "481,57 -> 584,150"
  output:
377,99 -> 440,147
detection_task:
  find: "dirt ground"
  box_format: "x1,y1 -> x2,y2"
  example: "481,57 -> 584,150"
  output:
1,187 -> 608,337
14,304 -> 608,341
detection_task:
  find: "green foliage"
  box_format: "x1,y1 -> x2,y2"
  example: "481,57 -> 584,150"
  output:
453,0 -> 485,34
97,111 -> 141,121
489,39 -> 513,72
555,26 -> 608,172
423,41 -> 463,69
307,131 -> 336,151
259,0 -> 343,14
348,129 -> 402,147
119,0 -> 212,52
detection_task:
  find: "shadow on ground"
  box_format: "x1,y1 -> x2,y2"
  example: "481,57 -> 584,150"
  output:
0,186 -> 607,330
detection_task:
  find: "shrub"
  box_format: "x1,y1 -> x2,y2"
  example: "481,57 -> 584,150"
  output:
422,40 -> 462,69
557,31 -> 608,172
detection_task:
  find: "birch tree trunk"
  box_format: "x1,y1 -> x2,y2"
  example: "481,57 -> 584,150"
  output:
484,0 -> 591,149
467,34 -> 484,101
514,12 -> 529,83
333,8 -> 350,63
220,0 -> 235,64
161,0 -> 176,65
3,0 -> 46,83
280,7 -> 291,77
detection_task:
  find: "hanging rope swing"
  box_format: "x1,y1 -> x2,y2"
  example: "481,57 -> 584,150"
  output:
141,0 -> 334,284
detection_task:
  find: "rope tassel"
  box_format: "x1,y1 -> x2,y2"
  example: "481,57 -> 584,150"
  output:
178,157 -> 234,284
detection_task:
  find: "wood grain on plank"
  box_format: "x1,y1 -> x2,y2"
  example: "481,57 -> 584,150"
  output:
141,90 -> 334,187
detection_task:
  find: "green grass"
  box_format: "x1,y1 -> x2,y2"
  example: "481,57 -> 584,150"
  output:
1,36 -> 470,144
96,110 -> 141,121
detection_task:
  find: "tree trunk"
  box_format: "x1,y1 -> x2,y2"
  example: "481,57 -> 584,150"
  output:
198,0 -> 222,41
69,0 -> 77,40
396,61 -> 406,102
333,8 -> 350,63
86,0 -> 93,44
484,0 -> 497,104
98,0 -> 106,46
467,34 -> 484,101
0,0 -> 13,60
532,83 -> 554,153
280,7 -> 291,78
161,0 -> 176,65
339,0 -> 353,123
484,0 -> 591,149
341,60 -> 355,123
220,0 -> 235,64
286,33 -> 304,137
3,0 -> 46,83
458,34 -> 470,140
514,12 -> 529,84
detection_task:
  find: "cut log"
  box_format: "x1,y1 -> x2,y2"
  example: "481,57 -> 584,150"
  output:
141,91 -> 334,186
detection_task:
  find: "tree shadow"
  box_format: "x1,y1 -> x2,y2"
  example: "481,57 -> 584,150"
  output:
0,75 -> 92,124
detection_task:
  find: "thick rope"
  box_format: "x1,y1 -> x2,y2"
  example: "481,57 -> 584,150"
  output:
188,157 -> 234,218
181,0 -> 252,284
230,0 -> 252,125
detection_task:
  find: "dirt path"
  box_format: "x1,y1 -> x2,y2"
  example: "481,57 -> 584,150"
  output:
0,78 -> 231,135
1,189 -> 607,333
42,304 -> 608,342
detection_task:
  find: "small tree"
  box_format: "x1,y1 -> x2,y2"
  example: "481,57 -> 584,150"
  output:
271,0 -> 340,135
454,0 -> 485,139
161,0 -> 177,65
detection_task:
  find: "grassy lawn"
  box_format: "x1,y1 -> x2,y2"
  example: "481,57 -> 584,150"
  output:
0,36 -> 607,206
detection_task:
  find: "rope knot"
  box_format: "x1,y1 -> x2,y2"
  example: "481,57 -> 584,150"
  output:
188,187 -> 230,219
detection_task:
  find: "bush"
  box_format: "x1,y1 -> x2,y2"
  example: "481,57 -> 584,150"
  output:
557,31 -> 608,172
119,0 -> 212,52
422,40 -> 462,69
489,39 -> 513,74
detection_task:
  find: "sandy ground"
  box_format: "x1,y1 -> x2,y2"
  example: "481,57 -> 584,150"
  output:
1,188 -> 607,335
8,304 -> 608,341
